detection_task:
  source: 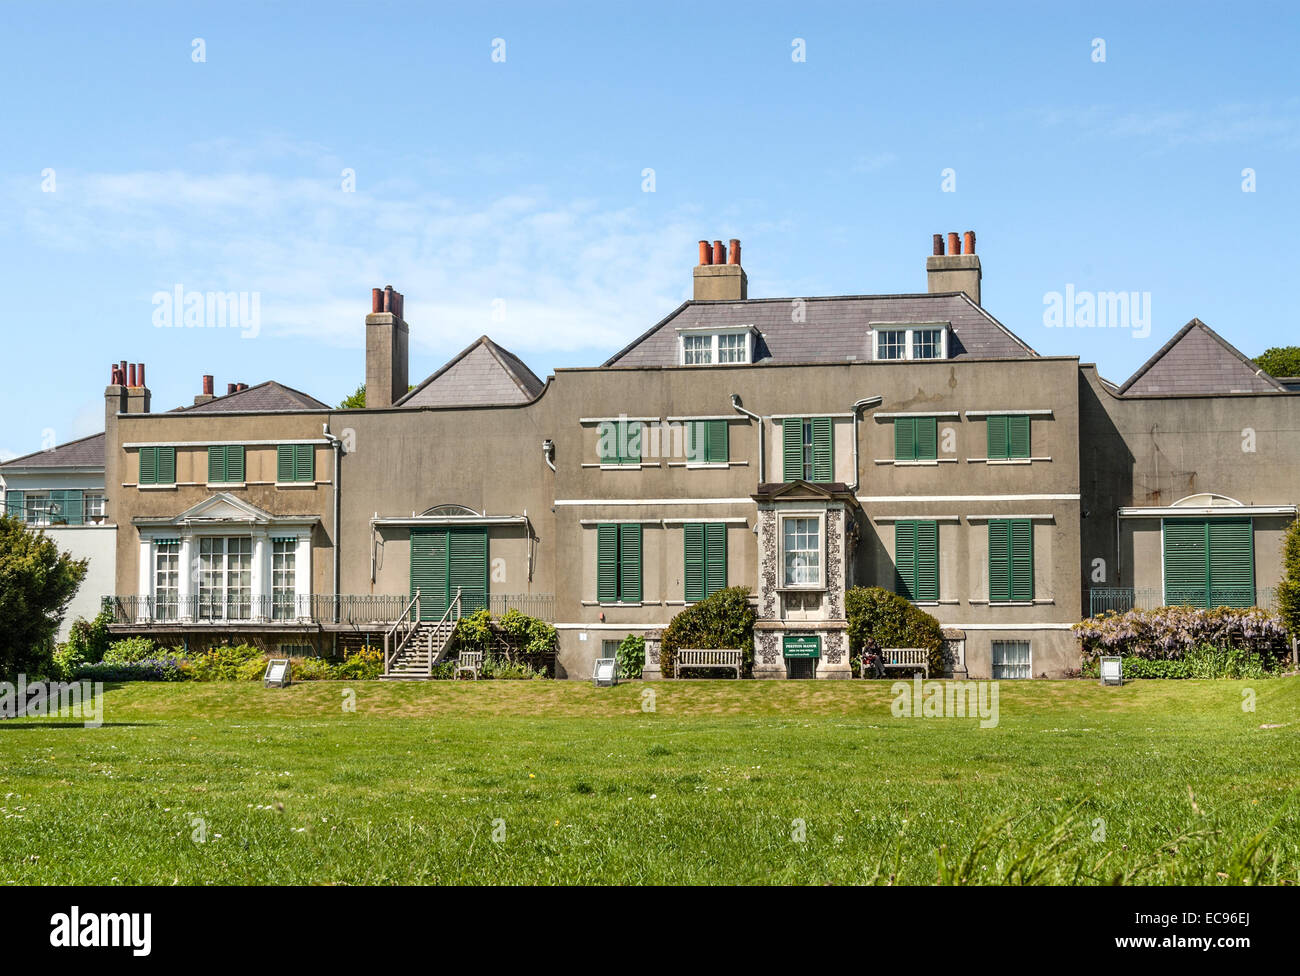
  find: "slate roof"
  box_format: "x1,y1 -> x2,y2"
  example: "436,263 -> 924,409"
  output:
1117,319 -> 1288,396
0,432 -> 106,471
602,292 -> 1036,367
174,380 -> 330,413
398,336 -> 545,408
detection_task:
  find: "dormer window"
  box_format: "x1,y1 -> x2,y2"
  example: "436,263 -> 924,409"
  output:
678,326 -> 754,366
870,323 -> 949,361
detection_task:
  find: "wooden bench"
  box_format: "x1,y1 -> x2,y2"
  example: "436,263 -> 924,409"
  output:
675,648 -> 742,679
452,651 -> 482,680
861,647 -> 929,679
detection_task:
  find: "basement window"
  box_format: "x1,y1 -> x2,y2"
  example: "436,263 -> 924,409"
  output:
870,324 -> 949,361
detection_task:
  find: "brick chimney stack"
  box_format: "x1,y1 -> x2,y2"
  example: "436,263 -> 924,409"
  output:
693,238 -> 747,301
927,230 -> 982,305
194,374 -> 216,406
365,285 -> 410,408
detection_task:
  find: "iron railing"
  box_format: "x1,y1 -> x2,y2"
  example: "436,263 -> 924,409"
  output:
487,593 -> 555,621
1088,587 -> 1276,616
106,592 -> 555,625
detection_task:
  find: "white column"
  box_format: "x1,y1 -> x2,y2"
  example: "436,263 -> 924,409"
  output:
251,532 -> 267,621
178,536 -> 194,621
296,532 -> 313,619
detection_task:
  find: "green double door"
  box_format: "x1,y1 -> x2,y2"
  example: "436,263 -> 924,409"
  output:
410,527 -> 488,620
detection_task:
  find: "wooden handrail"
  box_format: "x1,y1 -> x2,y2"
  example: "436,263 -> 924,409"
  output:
385,589 -> 421,673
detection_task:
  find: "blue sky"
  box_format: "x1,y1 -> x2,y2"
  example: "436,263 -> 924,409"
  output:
2,1 -> 1297,458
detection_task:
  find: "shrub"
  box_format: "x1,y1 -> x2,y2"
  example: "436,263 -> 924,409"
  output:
661,586 -> 755,677
289,655 -> 334,681
499,607 -> 558,656
615,634 -> 645,679
333,646 -> 384,680
1081,645 -> 1282,680
74,658 -> 185,682
844,587 -> 944,675
188,643 -> 264,681
103,636 -> 159,664
450,608 -> 494,656
60,607 -> 115,666
1278,517 -> 1300,640
481,657 -> 544,680
1073,606 -> 1289,664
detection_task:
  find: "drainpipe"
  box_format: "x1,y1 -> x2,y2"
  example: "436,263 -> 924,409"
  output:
849,396 -> 883,492
322,424 -> 343,627
542,439 -> 556,472
730,395 -> 763,483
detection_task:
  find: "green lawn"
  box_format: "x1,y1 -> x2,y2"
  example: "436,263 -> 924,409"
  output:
1,679 -> 1297,884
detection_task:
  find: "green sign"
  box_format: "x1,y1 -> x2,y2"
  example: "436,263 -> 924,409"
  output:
783,635 -> 821,659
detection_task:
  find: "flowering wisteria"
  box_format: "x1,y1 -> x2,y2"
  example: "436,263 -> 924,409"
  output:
1073,605 -> 1289,662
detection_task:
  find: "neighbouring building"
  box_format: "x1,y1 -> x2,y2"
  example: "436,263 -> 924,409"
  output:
0,432 -> 112,640
93,236 -> 1298,678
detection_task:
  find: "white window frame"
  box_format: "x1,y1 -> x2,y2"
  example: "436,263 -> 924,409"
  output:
153,541 -> 180,621
870,323 -> 950,361
84,492 -> 106,524
778,511 -> 825,590
991,640 -> 1032,680
676,326 -> 754,366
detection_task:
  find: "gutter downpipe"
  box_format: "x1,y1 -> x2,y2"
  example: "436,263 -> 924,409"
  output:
849,396 -> 883,493
729,395 -> 763,483
322,424 -> 343,639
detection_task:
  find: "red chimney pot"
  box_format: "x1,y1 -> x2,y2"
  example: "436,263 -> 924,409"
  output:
698,240 -> 711,265
137,364 -> 145,388
964,230 -> 976,255
947,232 -> 960,256
712,240 -> 725,265
372,288 -> 383,313
202,374 -> 214,395
127,363 -> 137,388
933,234 -> 944,256
728,239 -> 741,265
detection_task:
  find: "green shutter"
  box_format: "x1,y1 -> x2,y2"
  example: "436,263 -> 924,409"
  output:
51,489 -> 84,526
1207,518 -> 1254,607
705,420 -> 728,464
227,446 -> 245,483
1163,519 -> 1208,607
988,520 -> 1011,602
157,447 -> 175,484
208,446 -> 224,483
987,416 -> 1008,460
783,419 -> 804,481
895,521 -> 917,599
811,417 -> 833,481
915,520 -> 939,601
618,523 -> 642,602
1167,518 -> 1254,608
139,447 -> 157,485
295,444 -> 314,482
704,522 -> 727,597
1009,519 -> 1034,601
449,528 -> 488,612
915,417 -> 937,461
597,422 -> 616,464
1007,416 -> 1031,459
894,417 -> 916,461
683,523 -> 705,602
618,422 -> 642,465
410,528 -> 448,620
277,445 -> 294,482
596,524 -> 619,602
4,490 -> 24,518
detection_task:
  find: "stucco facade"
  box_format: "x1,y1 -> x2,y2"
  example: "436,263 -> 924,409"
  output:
92,235 -> 1298,678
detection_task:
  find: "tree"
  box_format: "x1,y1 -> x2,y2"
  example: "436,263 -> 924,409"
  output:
338,382 -> 414,409
1253,346 -> 1300,379
1278,517 -> 1300,640
0,515 -> 87,678
338,383 -> 366,409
